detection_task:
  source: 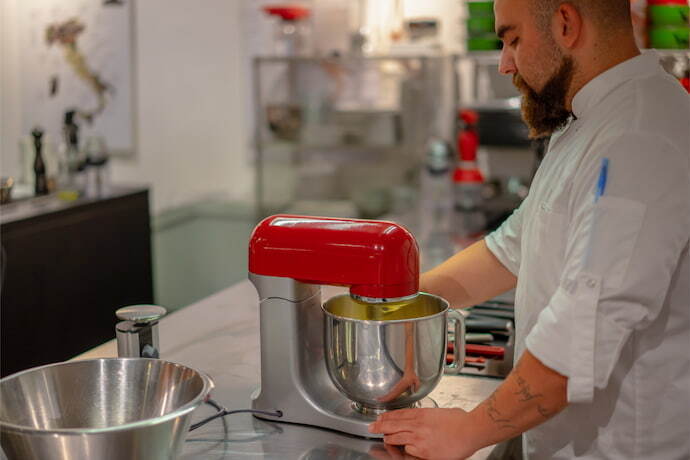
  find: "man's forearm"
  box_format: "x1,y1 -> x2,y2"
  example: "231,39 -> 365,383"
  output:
420,239 -> 517,308
465,350 -> 569,452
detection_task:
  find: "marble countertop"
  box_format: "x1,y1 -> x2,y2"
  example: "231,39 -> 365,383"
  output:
75,280 -> 502,459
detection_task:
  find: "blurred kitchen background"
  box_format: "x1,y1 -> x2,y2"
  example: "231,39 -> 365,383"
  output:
1,0 -> 688,376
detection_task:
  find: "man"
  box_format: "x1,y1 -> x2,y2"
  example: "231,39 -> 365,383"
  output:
369,0 -> 690,458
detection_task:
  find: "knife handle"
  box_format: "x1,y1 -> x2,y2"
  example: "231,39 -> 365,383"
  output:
465,344 -> 505,359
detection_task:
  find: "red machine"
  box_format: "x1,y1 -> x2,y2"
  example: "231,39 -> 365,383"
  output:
454,109 -> 485,185
249,214 -> 420,300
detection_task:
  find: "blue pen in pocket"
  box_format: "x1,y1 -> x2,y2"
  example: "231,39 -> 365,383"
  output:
594,157 -> 609,202
583,157 -> 610,269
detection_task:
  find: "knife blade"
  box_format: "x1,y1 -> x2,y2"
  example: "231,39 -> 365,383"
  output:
470,307 -> 515,320
465,315 -> 512,332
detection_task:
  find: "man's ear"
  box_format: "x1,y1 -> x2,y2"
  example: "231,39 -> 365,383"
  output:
551,2 -> 583,50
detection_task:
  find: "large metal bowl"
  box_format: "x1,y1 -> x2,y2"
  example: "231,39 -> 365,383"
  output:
323,293 -> 464,414
0,358 -> 213,460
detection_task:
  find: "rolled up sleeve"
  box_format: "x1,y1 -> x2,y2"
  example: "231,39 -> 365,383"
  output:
485,200 -> 526,276
525,133 -> 690,403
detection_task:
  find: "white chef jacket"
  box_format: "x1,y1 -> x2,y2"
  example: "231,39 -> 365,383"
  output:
485,50 -> 690,459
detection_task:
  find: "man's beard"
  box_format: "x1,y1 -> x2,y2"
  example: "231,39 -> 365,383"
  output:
513,55 -> 575,139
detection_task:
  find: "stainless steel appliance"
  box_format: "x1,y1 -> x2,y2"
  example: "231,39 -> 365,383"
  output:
0,358 -> 213,460
248,214 -> 465,438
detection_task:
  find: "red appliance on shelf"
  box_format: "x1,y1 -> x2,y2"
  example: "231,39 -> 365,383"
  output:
263,5 -> 310,21
453,109 -> 486,240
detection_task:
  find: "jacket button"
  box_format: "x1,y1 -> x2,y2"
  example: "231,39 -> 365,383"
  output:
586,278 -> 597,288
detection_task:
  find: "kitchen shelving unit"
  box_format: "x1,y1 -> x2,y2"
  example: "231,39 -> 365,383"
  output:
252,54 -> 455,220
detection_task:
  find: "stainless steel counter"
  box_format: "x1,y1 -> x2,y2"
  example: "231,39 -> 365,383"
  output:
73,280 -> 502,459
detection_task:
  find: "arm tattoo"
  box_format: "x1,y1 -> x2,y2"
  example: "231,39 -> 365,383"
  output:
514,372 -> 543,402
483,368 -> 556,432
514,371 -> 554,419
485,392 -> 518,430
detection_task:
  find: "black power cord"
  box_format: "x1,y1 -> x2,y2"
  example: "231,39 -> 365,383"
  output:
189,399 -> 282,432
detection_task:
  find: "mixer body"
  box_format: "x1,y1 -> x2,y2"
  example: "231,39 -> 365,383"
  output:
250,274 -> 379,437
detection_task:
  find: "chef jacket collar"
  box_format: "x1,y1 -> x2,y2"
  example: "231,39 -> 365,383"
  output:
571,50 -> 660,120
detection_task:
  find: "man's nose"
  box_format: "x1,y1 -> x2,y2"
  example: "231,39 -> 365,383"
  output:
499,48 -> 517,75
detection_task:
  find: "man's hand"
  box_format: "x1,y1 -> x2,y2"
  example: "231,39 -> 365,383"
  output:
368,408 -> 480,459
368,351 -> 568,459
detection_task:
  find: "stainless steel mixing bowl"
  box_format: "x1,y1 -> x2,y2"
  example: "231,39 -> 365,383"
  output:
323,293 -> 464,413
0,358 -> 213,460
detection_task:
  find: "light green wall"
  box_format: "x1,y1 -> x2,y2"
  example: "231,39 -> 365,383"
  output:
151,201 -> 255,311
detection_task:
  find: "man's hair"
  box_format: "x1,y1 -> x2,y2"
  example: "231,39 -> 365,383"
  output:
531,0 -> 632,33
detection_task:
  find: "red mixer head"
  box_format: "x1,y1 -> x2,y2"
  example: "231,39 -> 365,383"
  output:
248,215 -> 420,300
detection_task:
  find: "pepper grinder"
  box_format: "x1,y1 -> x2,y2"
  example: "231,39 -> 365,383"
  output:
115,305 -> 167,358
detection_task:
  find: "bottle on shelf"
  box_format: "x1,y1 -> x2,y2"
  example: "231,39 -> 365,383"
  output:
44,136 -> 60,193
84,136 -> 110,197
453,109 -> 486,236
454,110 -> 485,211
64,111 -> 81,172
31,127 -> 49,196
61,110 -> 86,194
422,136 -> 454,224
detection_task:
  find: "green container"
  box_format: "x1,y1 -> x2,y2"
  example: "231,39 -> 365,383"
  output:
649,5 -> 689,26
467,16 -> 495,35
468,1 -> 494,17
467,35 -> 501,51
649,26 -> 690,48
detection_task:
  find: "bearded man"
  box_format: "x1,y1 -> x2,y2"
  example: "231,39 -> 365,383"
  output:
369,0 -> 690,458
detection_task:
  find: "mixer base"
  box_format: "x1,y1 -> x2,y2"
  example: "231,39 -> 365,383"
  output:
353,397 -> 439,416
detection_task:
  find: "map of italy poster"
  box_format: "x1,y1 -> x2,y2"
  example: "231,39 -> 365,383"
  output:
19,0 -> 135,156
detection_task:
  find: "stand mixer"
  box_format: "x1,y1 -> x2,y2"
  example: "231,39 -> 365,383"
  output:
248,215 -> 464,438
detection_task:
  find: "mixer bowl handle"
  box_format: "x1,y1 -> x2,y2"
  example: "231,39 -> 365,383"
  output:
444,309 -> 466,375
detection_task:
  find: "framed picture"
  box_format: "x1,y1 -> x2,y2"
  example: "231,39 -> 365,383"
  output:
18,0 -> 137,157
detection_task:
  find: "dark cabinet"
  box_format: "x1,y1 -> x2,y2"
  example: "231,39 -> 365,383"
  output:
1,188 -> 153,376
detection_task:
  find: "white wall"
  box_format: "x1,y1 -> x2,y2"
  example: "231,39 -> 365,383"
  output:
112,0 -> 253,213
0,0 -> 22,179
0,0 -> 254,215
